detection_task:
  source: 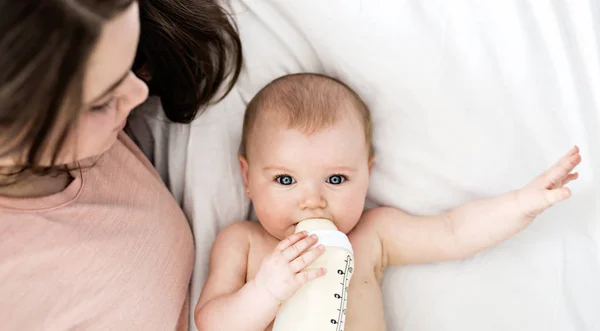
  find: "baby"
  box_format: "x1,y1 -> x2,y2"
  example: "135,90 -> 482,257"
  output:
194,73 -> 580,331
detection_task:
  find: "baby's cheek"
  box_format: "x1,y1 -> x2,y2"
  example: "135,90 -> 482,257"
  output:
257,192 -> 286,216
253,194 -> 291,235
337,195 -> 365,233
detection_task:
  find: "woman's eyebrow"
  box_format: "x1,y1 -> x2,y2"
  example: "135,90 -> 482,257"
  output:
88,70 -> 130,104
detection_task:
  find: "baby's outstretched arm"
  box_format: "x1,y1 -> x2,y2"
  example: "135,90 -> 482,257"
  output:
194,223 -> 325,331
440,146 -> 580,260
355,146 -> 581,267
346,147 -> 580,331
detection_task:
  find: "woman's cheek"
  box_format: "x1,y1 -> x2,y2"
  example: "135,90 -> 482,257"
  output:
72,110 -> 119,158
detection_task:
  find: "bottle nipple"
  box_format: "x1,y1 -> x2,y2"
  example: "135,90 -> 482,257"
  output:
295,218 -> 352,254
295,218 -> 338,233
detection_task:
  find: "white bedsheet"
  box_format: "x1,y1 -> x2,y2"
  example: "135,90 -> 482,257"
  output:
127,1 -> 600,330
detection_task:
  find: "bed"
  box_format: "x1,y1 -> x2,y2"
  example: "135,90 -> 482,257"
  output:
128,1 -> 600,330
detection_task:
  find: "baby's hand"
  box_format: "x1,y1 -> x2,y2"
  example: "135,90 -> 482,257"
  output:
517,146 -> 581,219
253,231 -> 326,303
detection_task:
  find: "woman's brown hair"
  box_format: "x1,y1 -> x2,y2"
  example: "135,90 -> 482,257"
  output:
0,0 -> 134,176
0,0 -> 242,180
134,0 -> 243,122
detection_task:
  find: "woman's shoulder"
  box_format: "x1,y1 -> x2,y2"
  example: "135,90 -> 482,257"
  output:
115,131 -> 161,178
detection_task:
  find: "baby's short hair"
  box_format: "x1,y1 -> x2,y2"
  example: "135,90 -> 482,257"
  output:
240,73 -> 373,158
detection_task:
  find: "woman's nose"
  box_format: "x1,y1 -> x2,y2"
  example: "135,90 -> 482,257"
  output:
119,71 -> 149,115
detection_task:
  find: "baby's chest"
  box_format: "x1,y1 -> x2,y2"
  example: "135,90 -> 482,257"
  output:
245,238 -> 279,331
245,237 -> 278,282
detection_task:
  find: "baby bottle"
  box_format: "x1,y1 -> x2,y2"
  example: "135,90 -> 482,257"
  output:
272,218 -> 354,331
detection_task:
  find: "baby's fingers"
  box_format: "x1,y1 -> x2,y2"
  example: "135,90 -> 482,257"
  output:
543,187 -> 571,205
289,245 -> 326,273
527,146 -> 581,190
281,234 -> 319,262
519,187 -> 571,218
562,172 -> 579,187
294,267 -> 327,286
276,231 -> 308,251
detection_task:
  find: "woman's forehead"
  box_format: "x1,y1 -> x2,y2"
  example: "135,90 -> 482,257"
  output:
82,2 -> 140,104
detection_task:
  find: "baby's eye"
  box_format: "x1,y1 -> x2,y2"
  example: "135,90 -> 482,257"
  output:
275,174 -> 296,186
326,174 -> 347,185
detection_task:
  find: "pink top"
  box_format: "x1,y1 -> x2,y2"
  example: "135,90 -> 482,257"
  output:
0,134 -> 194,331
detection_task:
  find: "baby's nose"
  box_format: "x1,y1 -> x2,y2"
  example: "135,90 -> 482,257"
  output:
299,185 -> 327,209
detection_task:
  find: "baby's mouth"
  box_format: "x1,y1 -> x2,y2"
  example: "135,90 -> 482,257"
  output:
293,217 -> 332,228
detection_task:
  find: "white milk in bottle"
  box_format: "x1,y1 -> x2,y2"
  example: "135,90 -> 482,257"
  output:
272,218 -> 354,331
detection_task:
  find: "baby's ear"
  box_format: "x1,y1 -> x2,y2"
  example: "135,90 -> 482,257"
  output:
238,155 -> 251,198
368,156 -> 376,174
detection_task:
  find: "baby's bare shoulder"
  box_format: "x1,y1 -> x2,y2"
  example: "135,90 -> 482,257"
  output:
217,220 -> 261,238
349,207 -> 413,277
351,207 -> 395,238
215,221 -> 273,249
218,221 -> 277,281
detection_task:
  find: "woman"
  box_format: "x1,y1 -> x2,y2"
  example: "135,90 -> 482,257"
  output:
0,0 -> 241,330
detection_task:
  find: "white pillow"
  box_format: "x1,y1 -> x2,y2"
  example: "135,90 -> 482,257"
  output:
128,1 -> 600,330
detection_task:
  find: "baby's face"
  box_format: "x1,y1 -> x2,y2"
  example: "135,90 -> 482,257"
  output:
240,113 -> 372,240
